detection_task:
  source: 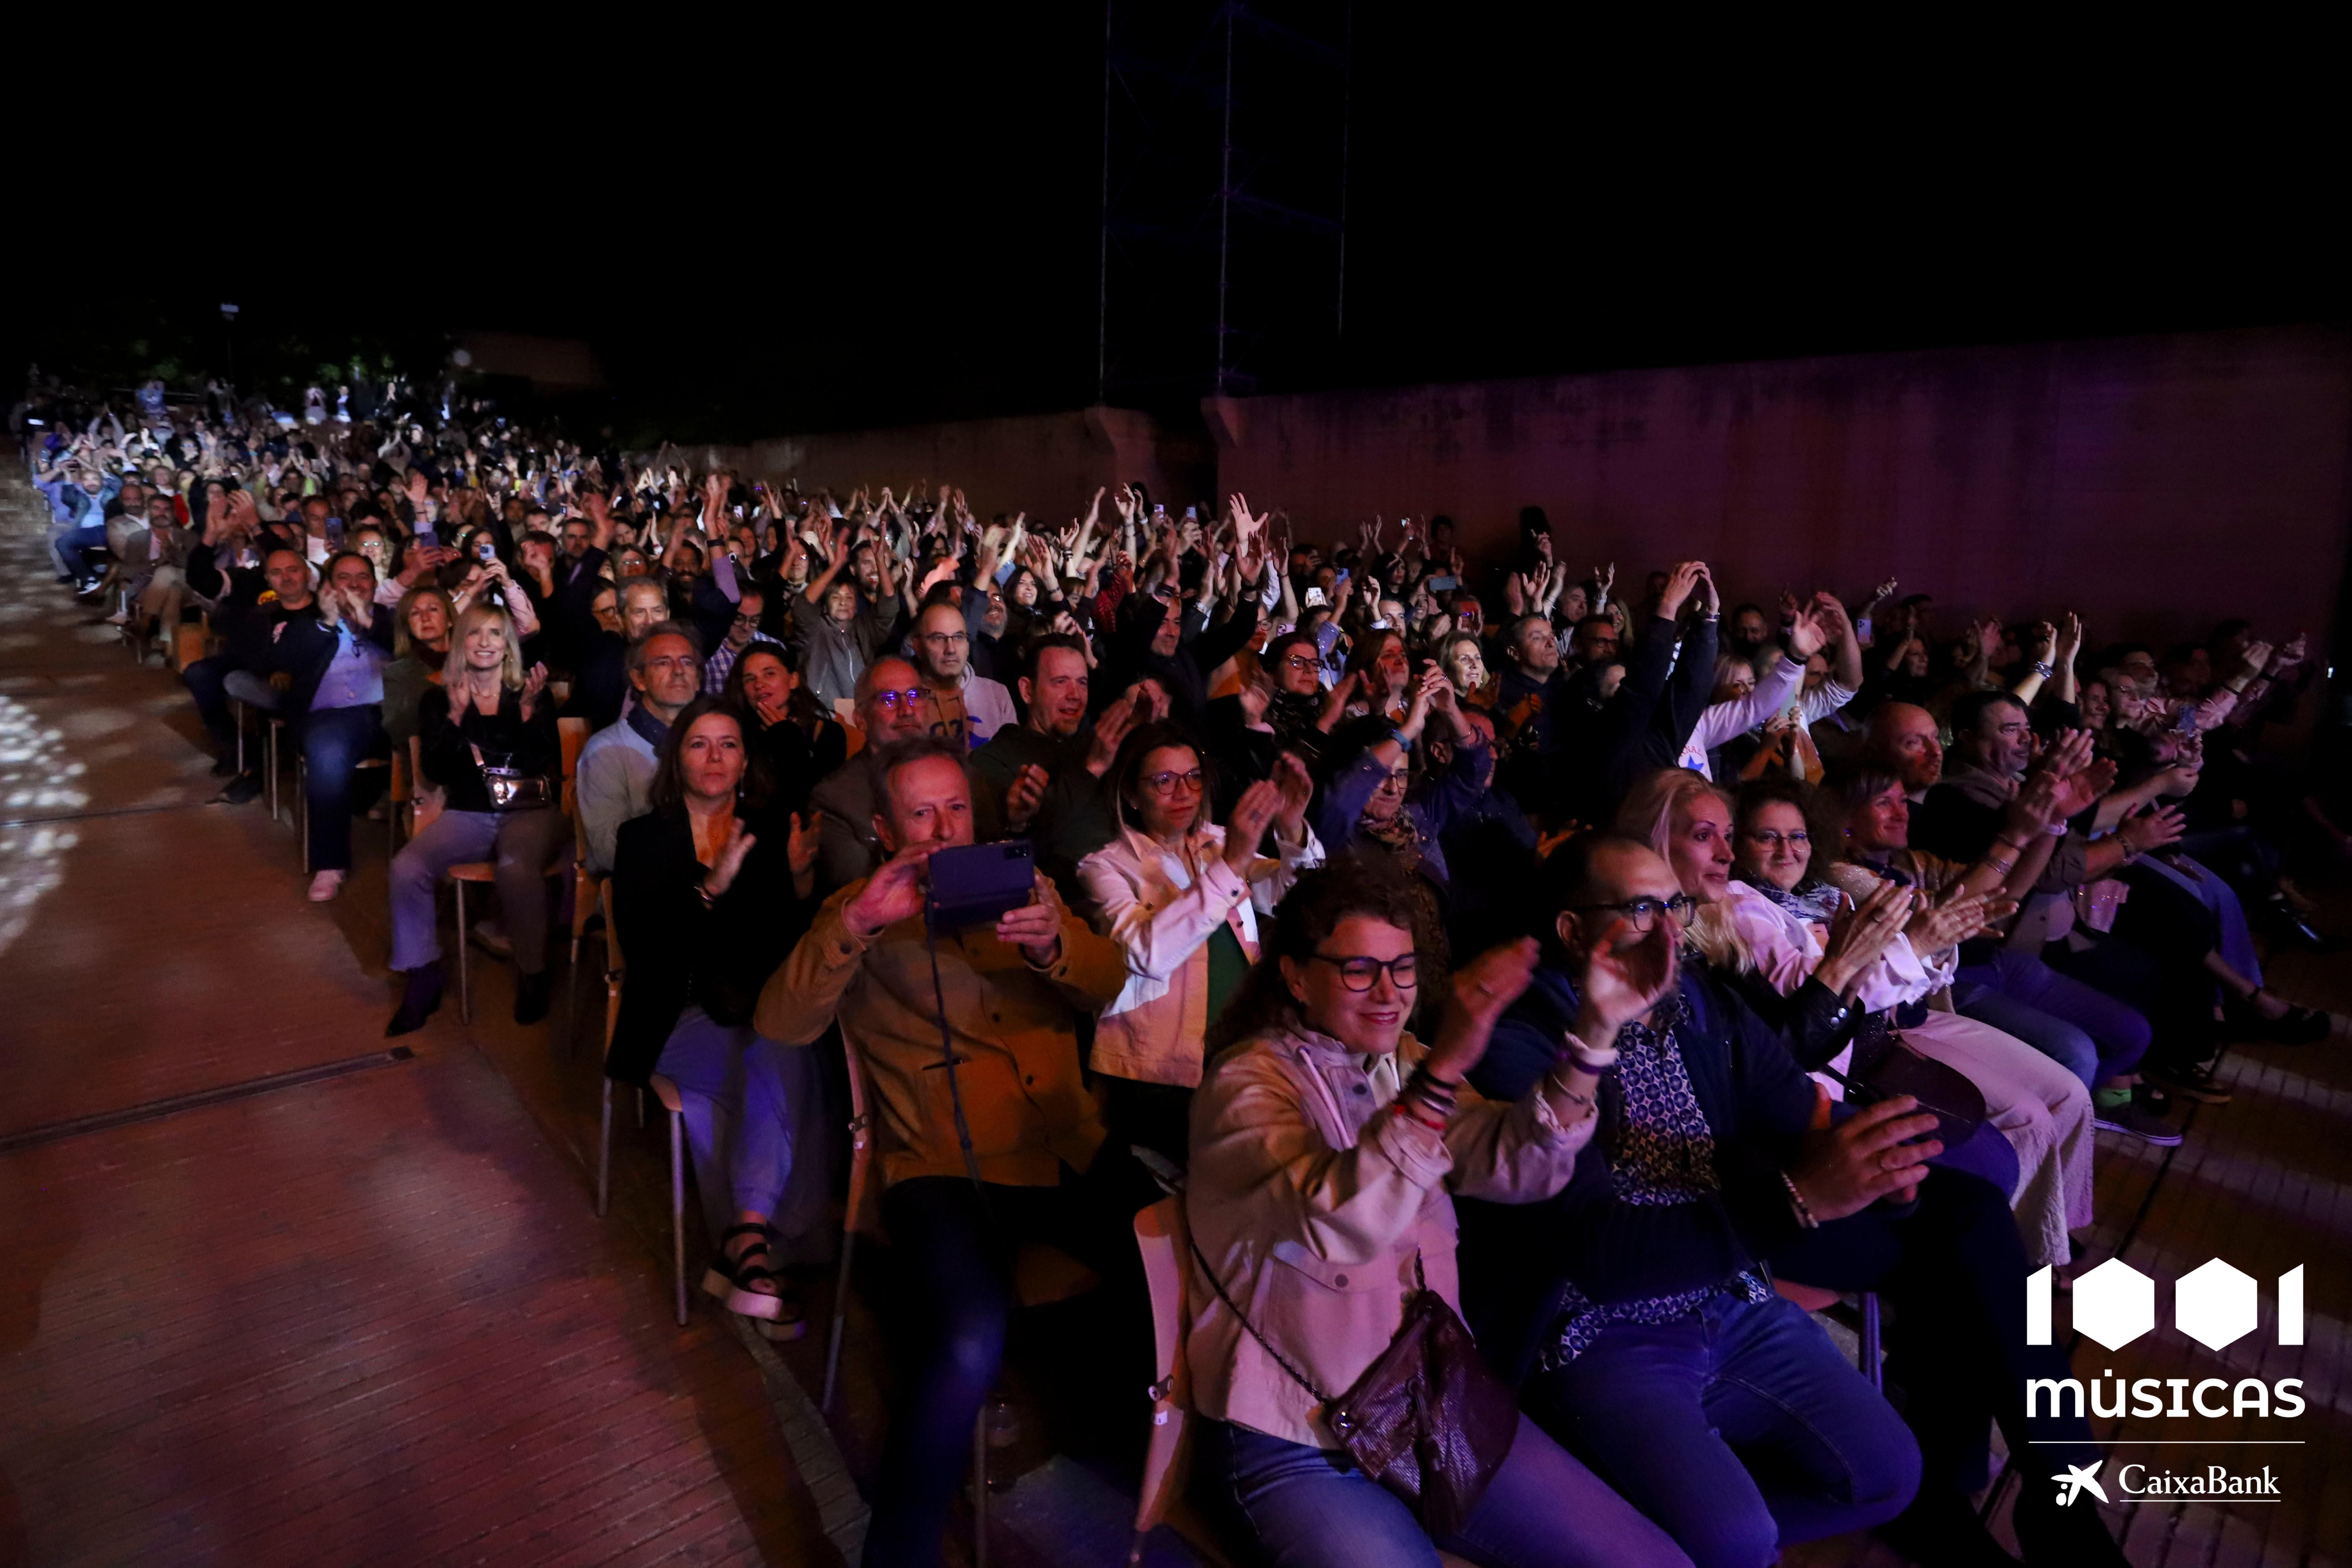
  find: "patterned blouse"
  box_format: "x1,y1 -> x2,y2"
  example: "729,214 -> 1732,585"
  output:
1547,994 -> 1771,1365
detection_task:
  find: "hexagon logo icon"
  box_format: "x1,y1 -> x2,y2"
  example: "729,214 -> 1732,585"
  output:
2175,1259 -> 2258,1351
2073,1259 -> 2156,1350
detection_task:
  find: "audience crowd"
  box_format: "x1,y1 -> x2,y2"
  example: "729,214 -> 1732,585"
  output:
18,368 -> 2346,1568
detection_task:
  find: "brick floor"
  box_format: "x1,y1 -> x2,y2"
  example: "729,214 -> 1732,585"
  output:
0,494 -> 838,1567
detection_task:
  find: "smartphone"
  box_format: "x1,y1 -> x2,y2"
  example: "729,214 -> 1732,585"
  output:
477,538 -> 496,562
924,840 -> 1037,931
325,518 -> 345,550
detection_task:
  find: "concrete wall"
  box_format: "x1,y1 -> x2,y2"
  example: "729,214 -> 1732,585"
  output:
747,407 -> 1214,529
1208,327 -> 2352,652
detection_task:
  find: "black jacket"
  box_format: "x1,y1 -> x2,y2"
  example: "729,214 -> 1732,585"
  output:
607,808 -> 818,1086
1457,960 -> 1817,1386
418,686 -> 560,814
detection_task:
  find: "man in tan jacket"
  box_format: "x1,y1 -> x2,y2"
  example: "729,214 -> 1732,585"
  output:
756,734 -> 1151,1568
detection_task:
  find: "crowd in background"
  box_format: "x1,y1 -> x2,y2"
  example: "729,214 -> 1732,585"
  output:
16,366 -> 2346,1568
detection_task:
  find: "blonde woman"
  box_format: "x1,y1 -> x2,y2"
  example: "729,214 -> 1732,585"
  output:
386,603 -> 569,1035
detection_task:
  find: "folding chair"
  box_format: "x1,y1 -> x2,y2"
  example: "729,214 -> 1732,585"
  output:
446,718 -> 587,1022
591,883 -> 689,1326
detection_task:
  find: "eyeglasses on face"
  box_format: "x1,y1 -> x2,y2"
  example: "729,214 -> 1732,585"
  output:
1741,829 -> 1810,849
1144,768 -> 1205,796
1571,895 -> 1698,933
1281,654 -> 1320,670
1309,951 -> 1420,991
873,687 -> 928,710
920,630 -> 969,646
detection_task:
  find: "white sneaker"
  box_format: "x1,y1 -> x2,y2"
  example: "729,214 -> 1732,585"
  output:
104,609 -> 133,626
307,869 -> 346,902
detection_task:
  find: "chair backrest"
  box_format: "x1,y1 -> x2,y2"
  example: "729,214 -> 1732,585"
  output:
1133,1194 -> 1195,1543
558,716 -> 590,812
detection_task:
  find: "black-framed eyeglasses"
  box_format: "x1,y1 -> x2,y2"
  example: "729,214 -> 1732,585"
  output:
1144,767 -> 1205,796
873,687 -> 928,710
1741,830 -> 1810,849
920,630 -> 969,646
1570,895 -> 1697,933
1309,951 -> 1420,991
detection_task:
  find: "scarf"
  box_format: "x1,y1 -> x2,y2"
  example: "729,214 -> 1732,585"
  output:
1750,876 -> 1845,926
626,702 -> 673,753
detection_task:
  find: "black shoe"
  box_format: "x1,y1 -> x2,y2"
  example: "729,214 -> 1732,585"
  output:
2145,1056 -> 2231,1103
1877,1490 -> 2021,1566
216,771 -> 265,805
2011,1470 -> 2129,1566
211,753 -> 239,778
513,970 -> 553,1025
387,962 -> 444,1037
2235,1002 -> 2335,1044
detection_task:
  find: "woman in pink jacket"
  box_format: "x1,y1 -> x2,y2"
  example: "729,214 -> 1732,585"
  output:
1076,723 -> 1323,1170
1183,858 -> 1692,1568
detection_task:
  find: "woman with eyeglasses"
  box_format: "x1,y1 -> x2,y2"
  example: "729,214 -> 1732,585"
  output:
1313,666 -> 1488,997
1076,722 -> 1322,1169
1637,767 -> 2095,1272
1182,858 -> 1686,1568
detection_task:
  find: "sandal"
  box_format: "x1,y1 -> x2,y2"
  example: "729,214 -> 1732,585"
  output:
701,1223 -> 808,1338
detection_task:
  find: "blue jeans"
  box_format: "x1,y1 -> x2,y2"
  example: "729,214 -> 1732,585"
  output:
1191,1412 -> 1692,1568
54,520 -> 107,580
1952,946 -> 2150,1089
1523,1291 -> 1919,1568
865,1156 -> 1162,1568
301,704 -> 388,871
652,1009 -> 813,1236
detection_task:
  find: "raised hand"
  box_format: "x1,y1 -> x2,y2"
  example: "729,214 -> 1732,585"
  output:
787,812 -> 822,896
1271,752 -> 1313,840
1221,780 -> 1283,872
1575,914 -> 1678,1041
1085,688 -> 1142,775
845,840 -> 937,937
705,821 -> 759,900
2119,802 -> 2187,858
1427,938 -> 1542,1082
1656,561 -> 1704,622
1785,606 -> 1830,660
520,662 -> 550,718
993,875 -> 1066,966
1005,763 -> 1050,830
1905,889 -> 1996,954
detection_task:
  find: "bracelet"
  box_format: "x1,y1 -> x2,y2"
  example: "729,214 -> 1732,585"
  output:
1780,1171 -> 1820,1230
1560,1031 -> 1619,1072
696,880 -> 717,908
2032,660 -> 2055,679
1983,853 -> 2016,876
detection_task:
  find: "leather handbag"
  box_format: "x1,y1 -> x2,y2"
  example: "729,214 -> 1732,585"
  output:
1191,1243 -> 1520,1535
472,744 -> 552,812
1832,1015 -> 1987,1147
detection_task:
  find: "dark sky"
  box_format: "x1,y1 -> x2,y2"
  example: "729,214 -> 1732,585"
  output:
23,9 -> 2345,442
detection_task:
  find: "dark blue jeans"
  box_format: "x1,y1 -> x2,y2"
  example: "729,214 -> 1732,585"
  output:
1522,1291 -> 1918,1568
55,520 -> 108,580
1952,945 -> 2151,1088
865,1155 -> 1161,1568
301,705 -> 389,871
185,655 -> 239,756
1190,1411 -> 1692,1568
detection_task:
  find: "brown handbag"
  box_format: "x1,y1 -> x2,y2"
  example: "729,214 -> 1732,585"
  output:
1191,1242 -> 1520,1535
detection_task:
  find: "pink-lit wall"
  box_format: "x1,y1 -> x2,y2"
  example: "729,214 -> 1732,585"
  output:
1207,327 -> 2352,654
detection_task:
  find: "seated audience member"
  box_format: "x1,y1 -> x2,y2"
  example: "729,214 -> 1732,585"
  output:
382,587 -> 456,804
577,623 -> 703,876
792,543 -> 902,721
184,546 -> 317,803
286,550 -> 397,901
909,599 -> 1015,746
1076,728 -> 1320,1167
385,604 -> 568,1034
807,657 -> 936,894
610,697 -> 823,1334
723,643 -> 845,818
970,634 -> 1136,882
567,577 -> 670,730
754,736 -> 1148,1568
1639,766 -> 2097,1276
1183,859 -> 1688,1568
703,585 -> 781,694
1671,598 -> 1835,780
1463,834 -> 2132,1568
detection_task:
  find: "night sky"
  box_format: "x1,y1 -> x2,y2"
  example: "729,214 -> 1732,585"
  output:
21,9 -> 2344,442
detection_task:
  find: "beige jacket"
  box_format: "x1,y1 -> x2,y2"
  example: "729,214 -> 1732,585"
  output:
754,877 -> 1126,1188
1184,1023 -> 1597,1450
1076,821 -> 1323,1088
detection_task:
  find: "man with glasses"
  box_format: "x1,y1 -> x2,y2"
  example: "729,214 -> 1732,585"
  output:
704,588 -> 782,694
909,601 -> 1015,746
808,657 -> 939,894
1458,832 -> 2135,1567
577,623 -> 703,875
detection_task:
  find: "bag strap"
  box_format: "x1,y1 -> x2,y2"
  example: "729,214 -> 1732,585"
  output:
1185,1235 -> 1333,1406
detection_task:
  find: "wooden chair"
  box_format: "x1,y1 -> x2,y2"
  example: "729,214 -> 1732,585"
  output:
446,717 -> 589,1022
558,717 -> 604,1041
591,883 -> 689,1326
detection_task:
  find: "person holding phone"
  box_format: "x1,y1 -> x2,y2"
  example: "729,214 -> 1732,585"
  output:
755,736 -> 1146,1568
